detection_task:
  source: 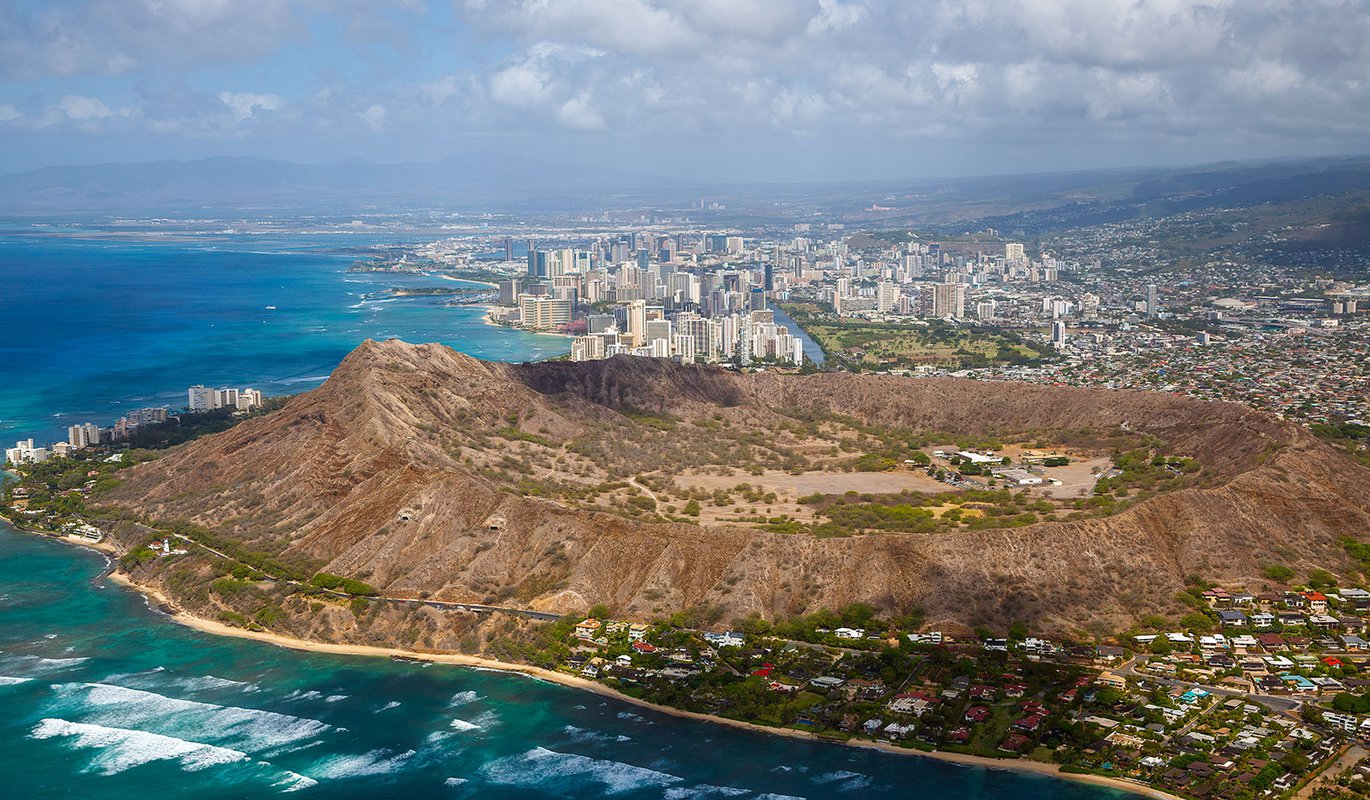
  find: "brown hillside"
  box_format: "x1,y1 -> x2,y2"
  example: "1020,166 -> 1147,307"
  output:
105,339 -> 1370,636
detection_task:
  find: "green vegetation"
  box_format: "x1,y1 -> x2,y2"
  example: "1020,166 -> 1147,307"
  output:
1262,564 -> 1296,582
779,304 -> 1054,370
309,572 -> 378,596
1312,421 -> 1370,467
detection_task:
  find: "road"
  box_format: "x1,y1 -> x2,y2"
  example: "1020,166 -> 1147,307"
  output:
164,530 -> 563,621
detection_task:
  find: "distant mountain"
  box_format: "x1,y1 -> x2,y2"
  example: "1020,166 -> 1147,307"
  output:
4,153 -> 1370,224
0,154 -> 690,215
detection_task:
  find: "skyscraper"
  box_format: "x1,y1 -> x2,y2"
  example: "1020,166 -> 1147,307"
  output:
1146,283 -> 1159,318
931,283 -> 966,319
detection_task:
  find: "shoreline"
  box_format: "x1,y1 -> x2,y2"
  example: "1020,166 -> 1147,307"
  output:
98,563 -> 1175,800
479,305 -> 576,342
432,272 -> 498,289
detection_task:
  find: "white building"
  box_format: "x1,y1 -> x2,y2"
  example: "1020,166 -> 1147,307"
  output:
5,439 -> 50,465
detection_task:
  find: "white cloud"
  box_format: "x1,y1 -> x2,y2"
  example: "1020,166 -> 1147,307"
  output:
360,103 -> 387,129
454,0 -> 1370,147
217,92 -> 284,122
557,93 -> 605,130
0,104 -> 21,122
59,95 -> 114,119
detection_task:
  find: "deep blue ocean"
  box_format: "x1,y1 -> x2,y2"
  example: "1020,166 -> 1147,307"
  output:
1,231 -> 1131,798
0,229 -> 566,447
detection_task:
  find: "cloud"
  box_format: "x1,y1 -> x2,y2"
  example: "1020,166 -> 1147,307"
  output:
2,1 -> 1368,177
59,95 -> 114,120
557,93 -> 604,130
359,103 -> 387,129
453,0 -> 1370,148
217,92 -> 285,122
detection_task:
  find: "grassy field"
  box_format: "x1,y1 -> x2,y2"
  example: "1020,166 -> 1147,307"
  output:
781,303 -> 1053,370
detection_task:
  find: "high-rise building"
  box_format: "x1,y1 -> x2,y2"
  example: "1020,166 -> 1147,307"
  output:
1005,242 -> 1026,263
67,422 -> 103,449
518,297 -> 572,330
1050,321 -> 1067,346
931,282 -> 966,319
627,299 -> 648,347
1146,283 -> 1159,318
188,384 -> 215,411
877,282 -> 900,313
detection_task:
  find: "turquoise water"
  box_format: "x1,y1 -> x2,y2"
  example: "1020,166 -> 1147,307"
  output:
0,523 -> 1136,799
0,231 -> 567,446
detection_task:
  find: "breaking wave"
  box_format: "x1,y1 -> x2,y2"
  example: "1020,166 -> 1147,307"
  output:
480,747 -> 682,794
30,718 -> 249,775
51,682 -> 332,754
447,690 -> 479,707
311,748 -> 416,779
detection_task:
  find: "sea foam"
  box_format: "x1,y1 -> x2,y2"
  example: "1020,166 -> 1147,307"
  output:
311,748 -> 416,779
481,747 -> 682,794
52,682 -> 331,754
30,718 -> 249,775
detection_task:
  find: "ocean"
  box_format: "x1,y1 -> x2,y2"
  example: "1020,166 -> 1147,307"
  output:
0,229 -> 566,447
0,523 -> 1136,799
2,231 -> 1132,798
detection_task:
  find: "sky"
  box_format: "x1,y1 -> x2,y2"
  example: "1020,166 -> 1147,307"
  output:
1,0 -> 1368,182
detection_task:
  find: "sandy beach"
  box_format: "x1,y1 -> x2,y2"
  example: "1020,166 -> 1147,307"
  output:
98,566 -> 1177,800
434,272 -> 498,289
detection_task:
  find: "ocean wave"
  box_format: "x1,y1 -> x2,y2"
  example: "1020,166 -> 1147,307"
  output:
273,770 -> 320,792
52,682 -> 332,754
444,776 -> 468,786
812,770 -> 872,790
561,725 -> 631,745
664,785 -> 751,799
0,654 -> 90,677
324,694 -> 347,703
448,718 -> 481,732
277,375 -> 332,385
311,748 -> 416,779
448,690 -> 480,707
112,670 -> 260,695
30,718 -> 249,775
0,675 -> 33,685
283,689 -> 325,701
754,794 -> 808,800
480,747 -> 682,795
377,701 -> 401,712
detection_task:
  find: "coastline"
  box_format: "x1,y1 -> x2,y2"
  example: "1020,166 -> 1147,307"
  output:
101,565 -> 1176,800
479,304 -> 576,342
432,272 -> 498,289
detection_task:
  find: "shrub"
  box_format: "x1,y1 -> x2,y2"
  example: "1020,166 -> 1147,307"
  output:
1262,564 -> 1296,582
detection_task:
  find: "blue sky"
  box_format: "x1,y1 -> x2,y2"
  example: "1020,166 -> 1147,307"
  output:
2,0 -> 1368,181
